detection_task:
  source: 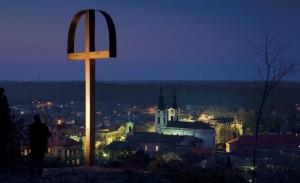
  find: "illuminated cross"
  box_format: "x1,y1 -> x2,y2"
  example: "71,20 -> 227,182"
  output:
67,9 -> 116,165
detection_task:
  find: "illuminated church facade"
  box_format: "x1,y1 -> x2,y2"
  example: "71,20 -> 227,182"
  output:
154,87 -> 215,147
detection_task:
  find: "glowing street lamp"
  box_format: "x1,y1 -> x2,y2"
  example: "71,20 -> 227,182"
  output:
57,118 -> 62,125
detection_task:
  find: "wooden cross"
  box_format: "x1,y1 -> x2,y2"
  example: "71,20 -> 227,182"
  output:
67,9 -> 116,165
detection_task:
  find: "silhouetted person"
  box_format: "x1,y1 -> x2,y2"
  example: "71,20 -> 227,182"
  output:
28,114 -> 51,178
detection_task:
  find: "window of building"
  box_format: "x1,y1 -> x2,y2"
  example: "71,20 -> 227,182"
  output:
67,149 -> 70,157
76,159 -> 80,165
145,145 -> 148,151
155,145 -> 159,152
164,118 -> 166,124
72,159 -> 75,165
24,148 -> 28,156
157,117 -> 160,124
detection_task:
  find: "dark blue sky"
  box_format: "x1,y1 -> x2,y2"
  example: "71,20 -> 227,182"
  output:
0,0 -> 299,81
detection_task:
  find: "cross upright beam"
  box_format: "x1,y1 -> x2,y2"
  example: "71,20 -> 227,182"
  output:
85,10 -> 96,166
67,9 -> 116,166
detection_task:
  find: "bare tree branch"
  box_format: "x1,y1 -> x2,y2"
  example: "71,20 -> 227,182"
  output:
250,28 -> 299,182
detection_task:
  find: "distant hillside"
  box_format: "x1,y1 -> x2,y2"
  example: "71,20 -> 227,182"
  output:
0,81 -> 300,111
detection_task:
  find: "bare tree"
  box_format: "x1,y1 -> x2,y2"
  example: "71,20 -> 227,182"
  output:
250,28 -> 299,182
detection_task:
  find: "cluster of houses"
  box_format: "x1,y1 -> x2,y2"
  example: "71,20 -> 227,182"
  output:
21,119 -> 84,165
21,88 -> 300,174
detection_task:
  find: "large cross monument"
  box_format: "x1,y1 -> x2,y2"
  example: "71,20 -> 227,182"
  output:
67,9 -> 116,165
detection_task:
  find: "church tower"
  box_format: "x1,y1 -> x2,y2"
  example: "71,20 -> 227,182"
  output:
125,122 -> 134,136
155,87 -> 168,131
168,87 -> 180,121
52,117 -> 67,140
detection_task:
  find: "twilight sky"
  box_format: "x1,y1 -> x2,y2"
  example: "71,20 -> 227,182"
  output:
0,0 -> 299,81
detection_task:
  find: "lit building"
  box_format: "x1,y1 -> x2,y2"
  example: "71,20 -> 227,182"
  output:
33,101 -> 52,108
96,123 -> 126,146
154,87 -> 215,147
47,137 -> 82,165
126,131 -> 203,155
48,118 -> 83,165
124,121 -> 204,158
198,112 -> 214,121
22,118 -> 83,165
180,113 -> 195,122
214,117 -> 243,145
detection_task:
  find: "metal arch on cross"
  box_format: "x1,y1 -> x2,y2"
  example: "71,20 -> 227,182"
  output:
67,9 -> 117,165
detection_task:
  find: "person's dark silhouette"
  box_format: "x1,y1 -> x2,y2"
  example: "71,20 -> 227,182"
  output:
28,114 -> 51,178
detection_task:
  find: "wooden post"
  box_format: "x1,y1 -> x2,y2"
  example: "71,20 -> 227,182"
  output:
85,10 -> 96,165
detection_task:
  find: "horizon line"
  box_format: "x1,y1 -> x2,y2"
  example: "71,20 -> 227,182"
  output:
0,80 -> 299,83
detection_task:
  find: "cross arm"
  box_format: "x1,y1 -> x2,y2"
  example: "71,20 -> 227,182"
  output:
67,51 -> 110,61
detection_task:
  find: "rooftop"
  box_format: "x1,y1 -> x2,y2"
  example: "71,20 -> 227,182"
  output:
227,134 -> 300,146
49,137 -> 81,147
167,121 -> 213,130
126,132 -> 203,144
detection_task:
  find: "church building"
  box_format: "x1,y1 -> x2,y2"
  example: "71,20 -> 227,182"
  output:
154,87 -> 215,147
